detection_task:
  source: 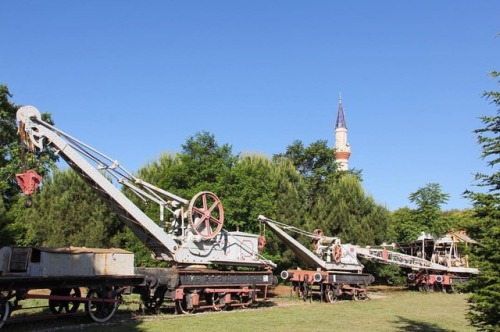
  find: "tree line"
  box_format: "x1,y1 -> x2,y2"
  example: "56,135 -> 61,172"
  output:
0,79 -> 498,330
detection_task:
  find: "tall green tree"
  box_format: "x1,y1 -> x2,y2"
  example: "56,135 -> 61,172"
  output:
0,84 -> 57,245
221,155 -> 277,232
390,183 -> 450,242
0,84 -> 22,204
0,85 -> 57,204
265,156 -> 309,270
310,174 -> 389,245
463,71 -> 500,331
388,207 -> 421,242
409,183 -> 450,236
0,199 -> 9,245
269,155 -> 308,226
176,131 -> 237,195
15,168 -> 123,248
276,140 -> 388,246
274,140 -> 342,211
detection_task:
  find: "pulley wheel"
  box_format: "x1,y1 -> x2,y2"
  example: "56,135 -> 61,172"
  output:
188,191 -> 224,239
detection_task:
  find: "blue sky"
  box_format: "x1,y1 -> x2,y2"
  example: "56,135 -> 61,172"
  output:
2,1 -> 498,211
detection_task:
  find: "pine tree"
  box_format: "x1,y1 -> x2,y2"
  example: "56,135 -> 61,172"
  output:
0,84 -> 57,246
463,71 -> 500,331
15,169 -> 123,248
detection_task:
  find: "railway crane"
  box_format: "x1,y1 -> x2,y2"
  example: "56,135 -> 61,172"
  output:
356,231 -> 479,292
0,106 -> 276,327
258,216 -> 479,300
258,216 -> 374,302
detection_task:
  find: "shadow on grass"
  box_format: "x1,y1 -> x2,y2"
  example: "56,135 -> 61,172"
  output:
2,299 -> 278,332
3,311 -> 145,332
393,316 -> 448,332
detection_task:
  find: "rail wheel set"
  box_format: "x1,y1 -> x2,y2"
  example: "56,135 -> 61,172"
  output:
0,274 -> 143,328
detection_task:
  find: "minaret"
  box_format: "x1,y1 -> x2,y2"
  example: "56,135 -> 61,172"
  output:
334,94 -> 351,171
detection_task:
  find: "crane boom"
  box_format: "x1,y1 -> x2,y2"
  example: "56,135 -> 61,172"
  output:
356,247 -> 448,271
258,216 -> 326,269
258,216 -> 363,273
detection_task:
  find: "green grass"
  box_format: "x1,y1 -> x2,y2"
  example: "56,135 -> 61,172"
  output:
5,290 -> 475,332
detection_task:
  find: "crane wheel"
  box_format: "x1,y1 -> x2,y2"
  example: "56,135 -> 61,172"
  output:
188,191 -> 224,240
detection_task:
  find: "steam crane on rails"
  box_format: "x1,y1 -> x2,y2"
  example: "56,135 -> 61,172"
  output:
258,216 -> 375,302
356,231 -> 479,292
258,216 -> 478,300
0,106 -> 276,327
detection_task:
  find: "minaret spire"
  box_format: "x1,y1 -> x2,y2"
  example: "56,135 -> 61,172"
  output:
334,94 -> 351,171
335,93 -> 347,129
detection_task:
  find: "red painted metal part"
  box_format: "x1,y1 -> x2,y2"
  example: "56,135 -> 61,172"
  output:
413,272 -> 451,286
175,288 -> 184,300
16,170 -> 43,195
192,293 -> 200,306
258,236 -> 267,249
25,293 -> 121,304
286,269 -> 328,283
204,287 -> 259,294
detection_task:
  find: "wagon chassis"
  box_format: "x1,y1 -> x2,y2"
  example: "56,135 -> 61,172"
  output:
135,267 -> 274,314
282,269 -> 373,302
0,274 -> 146,327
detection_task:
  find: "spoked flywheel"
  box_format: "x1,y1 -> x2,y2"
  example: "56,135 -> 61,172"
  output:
188,191 -> 224,239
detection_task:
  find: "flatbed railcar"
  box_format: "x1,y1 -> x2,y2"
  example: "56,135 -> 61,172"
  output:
0,246 -> 146,327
